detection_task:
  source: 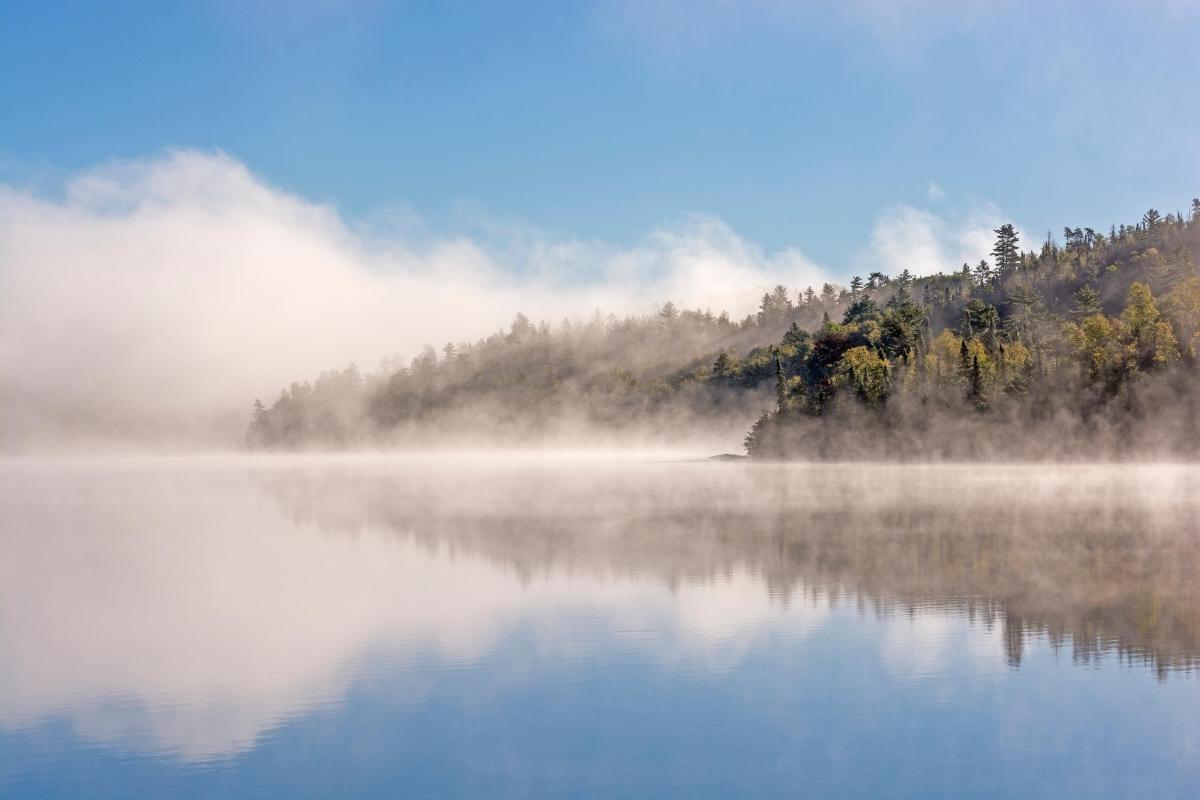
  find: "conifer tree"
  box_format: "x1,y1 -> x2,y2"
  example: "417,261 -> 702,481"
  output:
973,259 -> 992,288
658,301 -> 679,325
969,354 -> 987,410
1073,285 -> 1103,316
991,224 -> 1021,280
712,352 -> 733,379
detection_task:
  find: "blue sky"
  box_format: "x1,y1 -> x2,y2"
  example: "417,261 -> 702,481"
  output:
3,0 -> 1199,276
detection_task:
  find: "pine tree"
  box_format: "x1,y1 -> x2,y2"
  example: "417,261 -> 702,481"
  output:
712,351 -> 733,378
783,322 -> 809,348
820,283 -> 838,307
973,259 -> 992,288
991,224 -> 1021,280
1073,285 -> 1103,316
659,301 -> 679,325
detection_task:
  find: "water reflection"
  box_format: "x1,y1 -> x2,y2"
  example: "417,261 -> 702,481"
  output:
262,458 -> 1200,674
1,456 -> 1197,796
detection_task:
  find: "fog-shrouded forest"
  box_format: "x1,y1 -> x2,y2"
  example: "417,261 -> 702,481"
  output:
248,199 -> 1200,459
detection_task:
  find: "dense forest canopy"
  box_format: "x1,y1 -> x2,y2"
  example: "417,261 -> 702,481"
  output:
248,199 -> 1200,458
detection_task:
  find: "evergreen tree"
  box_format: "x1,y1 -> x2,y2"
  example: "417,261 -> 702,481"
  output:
505,315 -> 533,342
783,322 -> 810,348
771,284 -> 792,311
659,301 -> 679,325
973,259 -> 992,288
843,296 -> 881,324
1073,285 -> 1103,316
820,283 -> 838,307
991,224 -> 1021,280
969,354 -> 987,410
712,351 -> 734,379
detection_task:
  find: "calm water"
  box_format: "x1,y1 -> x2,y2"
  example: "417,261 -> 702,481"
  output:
1,455 -> 1198,798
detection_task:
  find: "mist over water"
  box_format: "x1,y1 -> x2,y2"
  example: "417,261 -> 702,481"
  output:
2,454 -> 1197,798
0,151 -> 831,451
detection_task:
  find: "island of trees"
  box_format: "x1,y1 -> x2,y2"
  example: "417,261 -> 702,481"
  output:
248,198 -> 1200,459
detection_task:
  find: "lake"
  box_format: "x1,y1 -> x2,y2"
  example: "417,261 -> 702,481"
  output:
1,455 -> 1198,798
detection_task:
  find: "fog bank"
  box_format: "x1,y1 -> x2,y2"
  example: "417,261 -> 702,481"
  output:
0,150 -> 834,450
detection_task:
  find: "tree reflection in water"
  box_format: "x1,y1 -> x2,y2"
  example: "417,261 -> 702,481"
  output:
260,460 -> 1200,677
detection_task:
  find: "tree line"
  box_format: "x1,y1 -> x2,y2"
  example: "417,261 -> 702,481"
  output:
248,198 -> 1200,458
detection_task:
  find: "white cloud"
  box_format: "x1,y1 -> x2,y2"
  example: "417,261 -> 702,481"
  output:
0,150 -> 831,448
867,202 -> 1009,278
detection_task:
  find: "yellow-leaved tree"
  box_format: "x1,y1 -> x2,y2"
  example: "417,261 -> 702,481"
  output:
1163,276 -> 1200,360
1120,282 -> 1179,370
834,346 -> 891,406
1065,314 -> 1128,390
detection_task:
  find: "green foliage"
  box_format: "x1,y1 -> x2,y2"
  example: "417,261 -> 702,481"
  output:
248,195 -> 1200,456
833,346 -> 891,406
879,288 -> 925,360
842,297 -> 880,324
991,223 -> 1021,280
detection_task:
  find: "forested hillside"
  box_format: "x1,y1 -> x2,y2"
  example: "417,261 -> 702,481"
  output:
248,199 -> 1200,458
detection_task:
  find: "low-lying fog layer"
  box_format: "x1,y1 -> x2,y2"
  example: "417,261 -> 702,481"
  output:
0,151 -> 834,451
1,455 -> 1197,769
